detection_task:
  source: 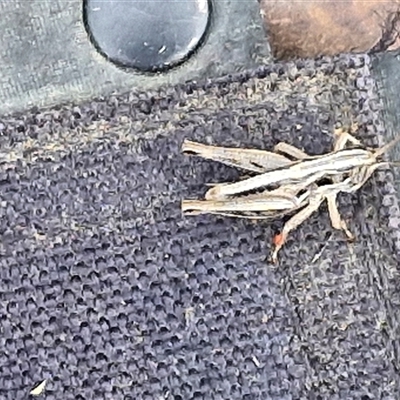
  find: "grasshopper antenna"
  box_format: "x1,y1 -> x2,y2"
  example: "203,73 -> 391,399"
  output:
375,135 -> 400,158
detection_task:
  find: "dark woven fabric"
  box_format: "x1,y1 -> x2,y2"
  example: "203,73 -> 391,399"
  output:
1,54 -> 400,399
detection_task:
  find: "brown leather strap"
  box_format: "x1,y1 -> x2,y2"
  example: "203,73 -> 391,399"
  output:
260,0 -> 400,59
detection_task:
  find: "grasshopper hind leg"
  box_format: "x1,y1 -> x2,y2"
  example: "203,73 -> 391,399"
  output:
271,194 -> 324,263
326,194 -> 355,241
273,142 -> 309,160
333,125 -> 362,151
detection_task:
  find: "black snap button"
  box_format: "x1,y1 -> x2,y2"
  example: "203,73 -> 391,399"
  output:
84,0 -> 211,73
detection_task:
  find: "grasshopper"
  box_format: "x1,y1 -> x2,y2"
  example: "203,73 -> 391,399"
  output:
181,128 -> 400,262
181,127 -> 360,217
202,130 -> 396,201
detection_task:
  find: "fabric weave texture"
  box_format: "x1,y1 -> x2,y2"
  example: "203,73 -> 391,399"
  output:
1,54 -> 400,399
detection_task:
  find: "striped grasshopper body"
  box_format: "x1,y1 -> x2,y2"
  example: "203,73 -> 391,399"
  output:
181,129 -> 400,262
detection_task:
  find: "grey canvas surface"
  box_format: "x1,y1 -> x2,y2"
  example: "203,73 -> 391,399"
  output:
0,0 -> 270,115
1,54 -> 400,399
